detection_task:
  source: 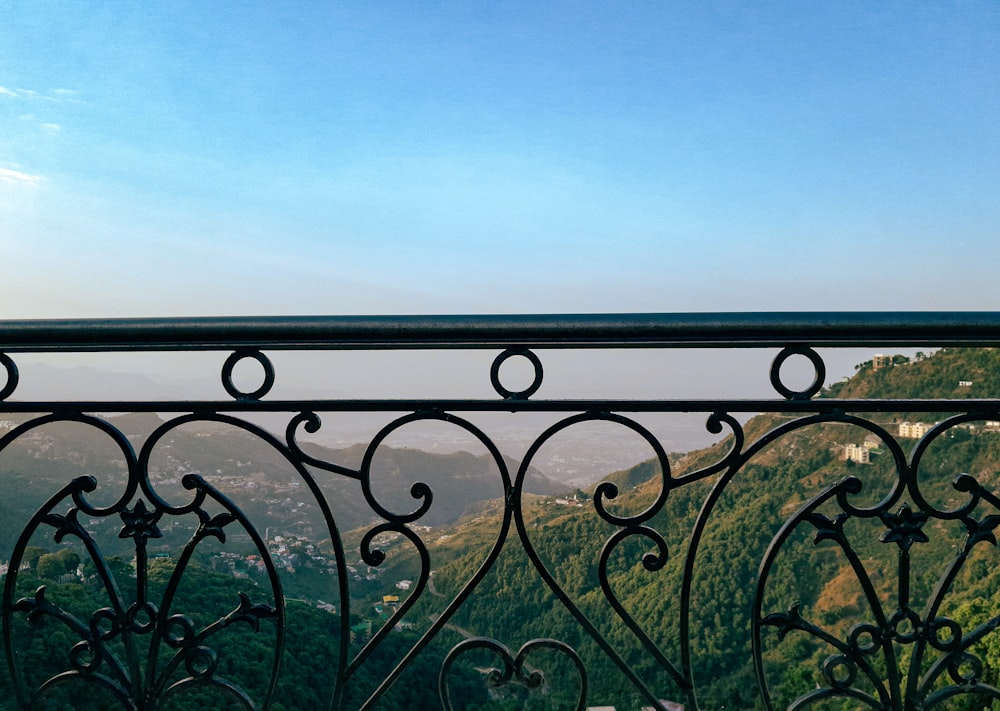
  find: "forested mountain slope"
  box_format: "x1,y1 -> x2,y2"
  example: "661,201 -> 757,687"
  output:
6,348 -> 1000,709
387,347 -> 1000,709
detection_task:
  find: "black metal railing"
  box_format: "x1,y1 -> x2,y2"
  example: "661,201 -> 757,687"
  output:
3,313 -> 1000,710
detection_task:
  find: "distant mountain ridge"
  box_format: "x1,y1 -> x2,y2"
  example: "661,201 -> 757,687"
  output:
0,411 -> 566,558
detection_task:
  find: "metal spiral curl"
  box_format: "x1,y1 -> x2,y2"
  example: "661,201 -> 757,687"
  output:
164,615 -> 197,648
907,414 -> 1000,519
596,526 -> 688,691
673,411 -> 745,488
351,522 -> 430,673
69,640 -> 101,673
284,411 -> 362,479
514,412 -> 692,709
358,414 -> 441,523
343,411 -> 517,711
0,414 -> 141,517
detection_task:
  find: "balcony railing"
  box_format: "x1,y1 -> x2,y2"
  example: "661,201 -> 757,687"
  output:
3,313 -> 1000,710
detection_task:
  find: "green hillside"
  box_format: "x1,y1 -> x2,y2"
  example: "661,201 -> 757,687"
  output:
6,348 -> 1000,709
825,348 -> 1000,401
385,347 -> 1000,709
0,413 -> 565,559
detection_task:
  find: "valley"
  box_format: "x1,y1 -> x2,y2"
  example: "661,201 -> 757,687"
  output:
5,347 -> 1000,709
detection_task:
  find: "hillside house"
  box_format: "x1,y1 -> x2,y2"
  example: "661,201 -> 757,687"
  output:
899,421 -> 934,438
844,443 -> 871,464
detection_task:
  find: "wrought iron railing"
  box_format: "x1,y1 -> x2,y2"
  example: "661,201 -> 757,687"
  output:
3,313 -> 1000,710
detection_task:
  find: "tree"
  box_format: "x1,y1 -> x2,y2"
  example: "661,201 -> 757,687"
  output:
21,545 -> 49,572
35,548 -> 80,579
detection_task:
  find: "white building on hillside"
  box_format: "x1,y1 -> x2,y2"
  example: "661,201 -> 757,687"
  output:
899,422 -> 934,438
844,444 -> 870,464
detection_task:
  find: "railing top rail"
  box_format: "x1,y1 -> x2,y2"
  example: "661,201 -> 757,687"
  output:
2,312 -> 1000,351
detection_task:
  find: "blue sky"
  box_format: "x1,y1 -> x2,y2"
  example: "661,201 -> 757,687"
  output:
2,1 -> 998,318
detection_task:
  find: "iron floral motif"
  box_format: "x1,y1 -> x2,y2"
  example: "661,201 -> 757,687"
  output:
3,454 -> 281,710
755,426 -> 1000,710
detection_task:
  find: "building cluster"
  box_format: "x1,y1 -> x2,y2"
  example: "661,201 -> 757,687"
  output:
345,563 -> 381,583
841,417 -> 1000,464
898,421 -> 935,439
842,435 -> 881,464
214,550 -> 269,579
365,594 -> 414,638
844,442 -> 873,464
203,533 -> 425,639
265,533 -> 332,575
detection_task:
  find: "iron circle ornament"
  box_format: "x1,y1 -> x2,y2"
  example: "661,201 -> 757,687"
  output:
490,348 -> 543,400
0,352 -> 18,401
221,349 -> 275,401
929,617 -> 963,651
949,651 -> 983,684
822,654 -> 857,689
890,607 -> 922,644
769,345 -> 826,400
69,640 -> 101,673
847,622 -> 882,655
185,645 -> 219,678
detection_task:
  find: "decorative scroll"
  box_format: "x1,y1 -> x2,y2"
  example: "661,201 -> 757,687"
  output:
2,336 -> 1000,710
1,416 -> 283,710
440,637 -> 587,711
755,416 -> 1000,710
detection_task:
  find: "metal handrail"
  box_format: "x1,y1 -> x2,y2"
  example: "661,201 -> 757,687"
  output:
5,313 -> 1000,710
2,312 -> 1000,350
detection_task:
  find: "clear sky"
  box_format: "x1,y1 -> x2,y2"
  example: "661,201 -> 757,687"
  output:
2,1 -> 998,318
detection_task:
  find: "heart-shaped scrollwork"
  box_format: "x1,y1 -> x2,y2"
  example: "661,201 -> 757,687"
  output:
439,637 -> 586,711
